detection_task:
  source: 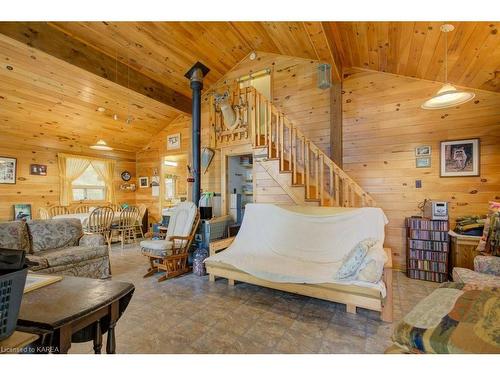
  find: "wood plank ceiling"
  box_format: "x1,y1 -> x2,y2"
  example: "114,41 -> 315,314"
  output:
0,21 -> 498,155
0,34 -> 181,155
325,22 -> 500,92
53,21 -> 500,93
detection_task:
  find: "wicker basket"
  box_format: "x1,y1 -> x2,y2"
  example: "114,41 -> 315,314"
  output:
0,266 -> 28,340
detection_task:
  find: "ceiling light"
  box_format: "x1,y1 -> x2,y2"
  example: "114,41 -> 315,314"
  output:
422,24 -> 475,110
113,114 -> 119,121
90,139 -> 113,151
97,107 -> 106,112
249,51 -> 257,60
164,160 -> 178,167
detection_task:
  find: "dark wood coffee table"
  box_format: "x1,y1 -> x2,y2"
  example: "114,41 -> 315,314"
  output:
16,276 -> 134,354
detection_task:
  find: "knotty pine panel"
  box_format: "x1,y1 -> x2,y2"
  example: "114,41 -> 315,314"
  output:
342,68 -> 500,270
0,142 -> 136,222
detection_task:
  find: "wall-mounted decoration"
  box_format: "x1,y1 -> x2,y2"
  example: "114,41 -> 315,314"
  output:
119,183 -> 136,192
416,157 -> 431,168
13,204 -> 32,221
440,138 -> 480,177
121,170 -> 132,181
30,164 -> 47,176
415,145 -> 431,157
201,147 -> 215,174
167,133 -> 181,150
151,176 -> 160,197
139,177 -> 149,188
0,156 -> 17,184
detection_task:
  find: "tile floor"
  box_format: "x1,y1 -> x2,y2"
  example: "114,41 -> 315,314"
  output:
70,244 -> 438,354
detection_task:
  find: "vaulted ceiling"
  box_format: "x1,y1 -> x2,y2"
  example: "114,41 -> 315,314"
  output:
0,21 -> 498,155
326,22 -> 500,92
52,21 -> 500,93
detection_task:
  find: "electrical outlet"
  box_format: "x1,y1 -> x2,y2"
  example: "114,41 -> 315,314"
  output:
416,180 -> 422,188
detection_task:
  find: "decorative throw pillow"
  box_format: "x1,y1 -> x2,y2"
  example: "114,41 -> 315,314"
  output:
335,239 -> 377,279
476,201 -> 500,256
356,243 -> 387,283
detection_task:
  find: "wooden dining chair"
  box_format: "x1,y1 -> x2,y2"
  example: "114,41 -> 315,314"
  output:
72,204 -> 90,214
38,207 -> 50,220
134,204 -> 147,238
107,203 -> 122,213
111,206 -> 139,249
48,205 -> 69,218
85,206 -> 115,250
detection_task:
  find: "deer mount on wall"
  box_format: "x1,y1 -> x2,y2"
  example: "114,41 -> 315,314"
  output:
210,86 -> 250,146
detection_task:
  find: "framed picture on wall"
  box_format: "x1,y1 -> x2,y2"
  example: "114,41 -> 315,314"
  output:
167,133 -> 181,150
30,164 -> 47,176
139,177 -> 149,188
13,204 -> 32,221
440,138 -> 480,177
0,156 -> 17,184
415,145 -> 431,157
416,157 -> 431,168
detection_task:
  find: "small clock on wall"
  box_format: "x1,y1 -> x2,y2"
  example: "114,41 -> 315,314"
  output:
121,171 -> 132,182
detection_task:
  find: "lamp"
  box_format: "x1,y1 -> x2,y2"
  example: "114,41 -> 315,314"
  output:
421,24 -> 475,110
90,139 -> 113,151
317,63 -> 331,90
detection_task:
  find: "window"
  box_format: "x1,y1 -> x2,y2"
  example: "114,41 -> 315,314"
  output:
165,175 -> 177,200
72,164 -> 105,201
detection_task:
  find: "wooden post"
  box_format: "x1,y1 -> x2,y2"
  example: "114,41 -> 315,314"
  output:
319,154 -> 324,204
330,82 -> 343,167
280,115 -> 284,170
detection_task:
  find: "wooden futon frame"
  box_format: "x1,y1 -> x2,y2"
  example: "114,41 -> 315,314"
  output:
207,238 -> 393,322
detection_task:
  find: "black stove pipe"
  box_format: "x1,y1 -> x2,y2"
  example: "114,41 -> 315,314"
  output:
185,62 -> 209,207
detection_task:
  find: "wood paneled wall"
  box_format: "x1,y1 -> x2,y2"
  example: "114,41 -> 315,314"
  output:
135,52 -> 330,222
0,141 -> 136,221
342,68 -> 500,269
209,52 -> 332,155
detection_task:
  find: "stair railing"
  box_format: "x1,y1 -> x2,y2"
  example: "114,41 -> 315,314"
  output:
248,88 -> 375,208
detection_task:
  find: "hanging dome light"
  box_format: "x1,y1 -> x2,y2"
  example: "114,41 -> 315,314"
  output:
421,24 -> 475,110
90,139 -> 113,151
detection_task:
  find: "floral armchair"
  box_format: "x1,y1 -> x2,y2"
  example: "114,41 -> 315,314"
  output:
453,256 -> 500,288
0,219 -> 110,279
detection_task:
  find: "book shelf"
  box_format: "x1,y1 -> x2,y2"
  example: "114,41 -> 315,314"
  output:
405,217 -> 450,283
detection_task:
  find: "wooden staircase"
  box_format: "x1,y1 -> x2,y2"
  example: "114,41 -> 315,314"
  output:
246,87 -> 375,208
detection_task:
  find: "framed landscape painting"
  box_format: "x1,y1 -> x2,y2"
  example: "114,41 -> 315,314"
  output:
440,138 -> 480,177
0,156 -> 17,184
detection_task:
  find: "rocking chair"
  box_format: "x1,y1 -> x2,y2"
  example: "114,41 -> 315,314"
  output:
140,201 -> 200,282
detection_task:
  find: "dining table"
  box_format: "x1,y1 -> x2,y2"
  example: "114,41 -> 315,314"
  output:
52,212 -> 121,227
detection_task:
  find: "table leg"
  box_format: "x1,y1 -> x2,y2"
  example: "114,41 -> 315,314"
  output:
106,301 -> 119,354
93,320 -> 102,354
106,322 -> 116,354
58,325 -> 72,354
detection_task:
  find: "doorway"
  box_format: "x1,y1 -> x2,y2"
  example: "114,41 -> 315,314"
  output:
227,153 -> 253,224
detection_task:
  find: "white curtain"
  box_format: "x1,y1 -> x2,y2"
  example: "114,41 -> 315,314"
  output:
91,159 -> 116,204
58,154 -> 91,206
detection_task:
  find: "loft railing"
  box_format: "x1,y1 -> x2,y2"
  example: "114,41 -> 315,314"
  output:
246,87 -> 376,208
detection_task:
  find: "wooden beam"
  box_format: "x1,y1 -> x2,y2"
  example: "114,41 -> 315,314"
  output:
302,22 -> 342,83
0,22 -> 191,114
330,82 -> 342,167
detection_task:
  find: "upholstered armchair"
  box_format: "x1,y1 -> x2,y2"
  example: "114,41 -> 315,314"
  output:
453,255 -> 500,287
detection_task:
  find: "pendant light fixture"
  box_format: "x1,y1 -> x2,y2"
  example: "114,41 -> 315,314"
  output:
90,139 -> 113,151
421,24 -> 475,110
